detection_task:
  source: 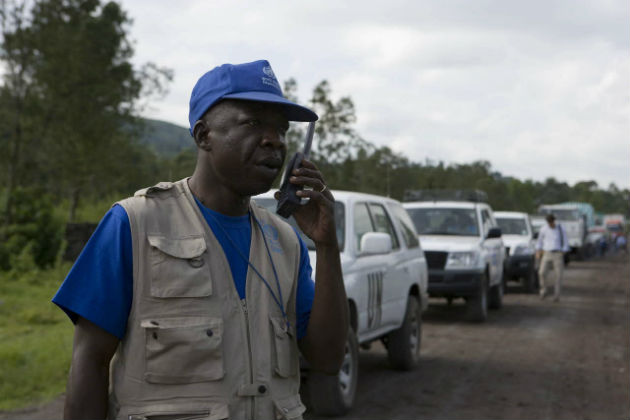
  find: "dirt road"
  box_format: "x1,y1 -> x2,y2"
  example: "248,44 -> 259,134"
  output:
2,254 -> 628,420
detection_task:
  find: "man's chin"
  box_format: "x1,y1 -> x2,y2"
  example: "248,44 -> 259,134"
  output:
241,182 -> 276,198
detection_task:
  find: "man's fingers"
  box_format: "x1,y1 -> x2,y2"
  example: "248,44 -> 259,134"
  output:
286,159 -> 334,201
299,158 -> 318,170
290,175 -> 326,192
292,167 -> 321,179
297,188 -> 325,201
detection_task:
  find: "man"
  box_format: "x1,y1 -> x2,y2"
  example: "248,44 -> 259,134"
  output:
53,60 -> 348,420
535,213 -> 569,302
615,233 -> 627,253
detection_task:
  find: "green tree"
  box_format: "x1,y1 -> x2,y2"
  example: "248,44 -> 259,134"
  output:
0,0 -> 172,222
0,0 -> 39,227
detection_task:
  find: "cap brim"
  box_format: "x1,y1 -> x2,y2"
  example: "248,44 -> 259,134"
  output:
223,91 -> 318,122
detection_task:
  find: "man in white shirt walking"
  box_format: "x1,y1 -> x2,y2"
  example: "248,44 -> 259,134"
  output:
536,214 -> 570,301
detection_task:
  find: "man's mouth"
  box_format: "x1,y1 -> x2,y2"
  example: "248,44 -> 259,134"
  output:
257,157 -> 283,171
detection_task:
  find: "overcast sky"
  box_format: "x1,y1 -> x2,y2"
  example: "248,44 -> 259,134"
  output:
119,0 -> 629,189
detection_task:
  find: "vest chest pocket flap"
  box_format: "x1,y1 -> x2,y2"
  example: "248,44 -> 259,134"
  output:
125,401 -> 229,420
270,316 -> 298,378
141,317 -> 225,384
147,235 -> 212,298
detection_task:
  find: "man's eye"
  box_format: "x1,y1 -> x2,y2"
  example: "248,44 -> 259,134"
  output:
246,119 -> 260,127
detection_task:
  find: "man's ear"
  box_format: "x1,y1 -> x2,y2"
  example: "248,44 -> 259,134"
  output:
193,120 -> 212,151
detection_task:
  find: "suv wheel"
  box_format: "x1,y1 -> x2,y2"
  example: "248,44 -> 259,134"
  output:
466,273 -> 488,322
387,296 -> 422,370
523,265 -> 538,293
489,274 -> 504,309
308,327 -> 359,416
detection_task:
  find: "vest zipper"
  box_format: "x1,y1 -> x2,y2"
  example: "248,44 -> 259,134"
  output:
241,299 -> 256,420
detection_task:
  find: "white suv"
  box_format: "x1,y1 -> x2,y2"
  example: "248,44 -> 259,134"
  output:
494,211 -> 538,293
253,190 -> 428,416
403,199 -> 504,322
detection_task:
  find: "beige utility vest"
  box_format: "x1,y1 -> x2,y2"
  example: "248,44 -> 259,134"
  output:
109,179 -> 305,420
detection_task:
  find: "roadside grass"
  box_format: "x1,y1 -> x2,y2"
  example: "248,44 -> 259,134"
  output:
0,263 -> 73,411
0,193 -> 127,411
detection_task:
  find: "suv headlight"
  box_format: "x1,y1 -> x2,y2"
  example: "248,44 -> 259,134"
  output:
446,251 -> 480,268
512,244 -> 533,256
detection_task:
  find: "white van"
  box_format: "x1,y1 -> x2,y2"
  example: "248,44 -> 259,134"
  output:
253,189 -> 428,416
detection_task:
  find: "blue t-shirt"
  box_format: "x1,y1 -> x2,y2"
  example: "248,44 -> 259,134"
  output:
53,201 -> 315,340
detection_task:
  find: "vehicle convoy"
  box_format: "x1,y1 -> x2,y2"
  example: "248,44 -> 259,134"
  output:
253,190 -> 428,416
494,211 -> 538,293
402,190 -> 505,322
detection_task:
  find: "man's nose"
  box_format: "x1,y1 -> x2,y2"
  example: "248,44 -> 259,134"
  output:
260,126 -> 286,149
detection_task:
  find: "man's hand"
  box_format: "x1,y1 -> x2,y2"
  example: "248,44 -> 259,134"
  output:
275,158 -> 348,374
274,158 -> 337,247
536,250 -> 543,260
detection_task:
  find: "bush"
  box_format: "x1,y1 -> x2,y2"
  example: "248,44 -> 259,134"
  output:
0,187 -> 65,271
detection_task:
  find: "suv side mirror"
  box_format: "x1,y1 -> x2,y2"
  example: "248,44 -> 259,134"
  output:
360,232 -> 392,255
487,227 -> 502,239
533,231 -> 539,240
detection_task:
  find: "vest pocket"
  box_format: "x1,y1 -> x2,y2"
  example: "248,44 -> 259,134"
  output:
269,316 -> 298,378
274,394 -> 306,420
141,317 -> 224,384
147,235 -> 212,298
125,401 -> 229,420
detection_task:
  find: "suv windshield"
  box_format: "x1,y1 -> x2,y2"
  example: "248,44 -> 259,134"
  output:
496,218 -> 529,236
406,207 -> 479,236
252,197 -> 346,251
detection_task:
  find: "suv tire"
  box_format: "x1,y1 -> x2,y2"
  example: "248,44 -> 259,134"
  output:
387,296 -> 422,370
488,274 -> 504,310
308,327 -> 359,416
523,265 -> 538,293
466,273 -> 488,322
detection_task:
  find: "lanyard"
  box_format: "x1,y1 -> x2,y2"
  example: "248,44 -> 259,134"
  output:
204,210 -> 290,329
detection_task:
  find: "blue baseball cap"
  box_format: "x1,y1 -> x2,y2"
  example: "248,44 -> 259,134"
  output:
188,60 -> 318,134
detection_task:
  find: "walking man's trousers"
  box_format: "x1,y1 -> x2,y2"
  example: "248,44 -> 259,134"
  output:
538,251 -> 564,299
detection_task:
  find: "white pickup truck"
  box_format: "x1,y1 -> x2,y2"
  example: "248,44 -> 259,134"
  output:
403,198 -> 505,322
253,189 -> 428,416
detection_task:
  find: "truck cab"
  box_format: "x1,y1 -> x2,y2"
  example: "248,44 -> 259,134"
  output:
538,204 -> 586,260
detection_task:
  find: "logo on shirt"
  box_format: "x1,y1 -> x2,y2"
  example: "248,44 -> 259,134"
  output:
262,224 -> 283,254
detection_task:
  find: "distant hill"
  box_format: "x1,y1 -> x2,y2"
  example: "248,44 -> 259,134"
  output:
138,118 -> 195,158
